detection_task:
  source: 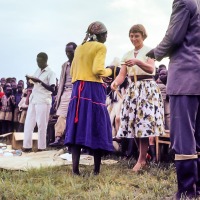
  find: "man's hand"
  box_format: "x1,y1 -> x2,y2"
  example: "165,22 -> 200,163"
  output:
146,49 -> 156,59
25,75 -> 41,83
29,77 -> 41,83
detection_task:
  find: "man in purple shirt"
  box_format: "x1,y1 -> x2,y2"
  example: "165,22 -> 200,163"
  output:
147,0 -> 200,199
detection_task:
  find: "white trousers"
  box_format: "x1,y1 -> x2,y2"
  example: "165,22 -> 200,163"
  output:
23,103 -> 51,149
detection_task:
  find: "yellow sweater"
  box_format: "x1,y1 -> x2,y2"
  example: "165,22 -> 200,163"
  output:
70,41 -> 112,83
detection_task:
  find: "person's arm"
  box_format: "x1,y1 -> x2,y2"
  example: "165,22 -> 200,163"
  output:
111,65 -> 127,89
92,45 -> 112,77
27,76 -> 56,93
40,82 -> 55,93
125,57 -> 155,74
147,0 -> 190,61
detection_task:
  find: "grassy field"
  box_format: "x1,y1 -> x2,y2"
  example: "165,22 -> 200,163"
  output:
0,157 -> 177,200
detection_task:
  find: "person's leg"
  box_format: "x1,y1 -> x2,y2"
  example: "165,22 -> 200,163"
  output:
7,121 -> 12,133
170,95 -> 198,199
133,137 -> 149,172
1,120 -> 6,134
164,99 -> 170,130
23,104 -> 36,149
71,145 -> 81,175
115,115 -> 120,134
17,123 -> 24,132
54,115 -> 66,137
115,99 -> 123,133
109,104 -> 116,137
148,136 -> 156,162
50,90 -> 70,146
195,96 -> 200,196
4,120 -> 9,133
18,110 -> 26,132
13,108 -> 19,131
49,115 -> 66,146
93,149 -> 102,175
35,104 -> 51,150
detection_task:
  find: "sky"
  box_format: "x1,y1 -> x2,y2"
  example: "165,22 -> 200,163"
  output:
0,0 -> 173,82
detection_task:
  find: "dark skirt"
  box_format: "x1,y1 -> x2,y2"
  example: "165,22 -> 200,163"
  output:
64,81 -> 113,152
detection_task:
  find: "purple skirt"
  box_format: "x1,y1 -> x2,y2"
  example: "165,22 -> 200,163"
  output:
64,81 -> 113,152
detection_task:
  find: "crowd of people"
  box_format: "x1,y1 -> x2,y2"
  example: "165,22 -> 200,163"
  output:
0,28 -> 169,161
0,24 -> 170,170
1,0 -> 200,198
0,77 -> 28,134
0,25 -> 169,169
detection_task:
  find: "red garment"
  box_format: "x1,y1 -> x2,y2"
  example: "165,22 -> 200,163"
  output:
0,92 -> 4,98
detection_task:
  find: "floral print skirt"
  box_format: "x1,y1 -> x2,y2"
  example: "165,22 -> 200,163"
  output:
117,80 -> 165,138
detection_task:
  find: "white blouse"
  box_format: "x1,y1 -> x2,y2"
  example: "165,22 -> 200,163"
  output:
121,45 -> 155,76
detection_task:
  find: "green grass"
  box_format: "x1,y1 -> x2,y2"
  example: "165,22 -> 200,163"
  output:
0,158 -> 177,200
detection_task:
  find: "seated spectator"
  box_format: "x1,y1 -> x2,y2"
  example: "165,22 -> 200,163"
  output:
13,83 -> 23,131
0,86 -> 15,134
18,88 -> 30,132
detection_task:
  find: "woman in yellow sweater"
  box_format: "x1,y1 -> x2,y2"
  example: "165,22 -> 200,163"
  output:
64,21 -> 113,175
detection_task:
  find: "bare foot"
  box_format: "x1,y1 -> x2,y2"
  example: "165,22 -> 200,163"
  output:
132,162 -> 146,172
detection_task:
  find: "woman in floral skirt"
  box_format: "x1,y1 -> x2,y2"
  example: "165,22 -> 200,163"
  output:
111,24 -> 165,172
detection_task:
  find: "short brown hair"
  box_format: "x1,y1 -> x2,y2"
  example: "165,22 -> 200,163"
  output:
129,24 -> 147,40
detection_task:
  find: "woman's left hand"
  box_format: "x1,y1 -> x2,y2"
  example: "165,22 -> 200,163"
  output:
125,59 -> 138,67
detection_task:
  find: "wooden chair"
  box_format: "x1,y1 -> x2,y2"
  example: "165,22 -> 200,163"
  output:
156,130 -> 170,162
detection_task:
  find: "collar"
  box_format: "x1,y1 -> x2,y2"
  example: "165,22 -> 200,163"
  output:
40,66 -> 49,72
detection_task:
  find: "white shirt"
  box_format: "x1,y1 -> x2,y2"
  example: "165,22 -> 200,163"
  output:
29,66 -> 56,105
